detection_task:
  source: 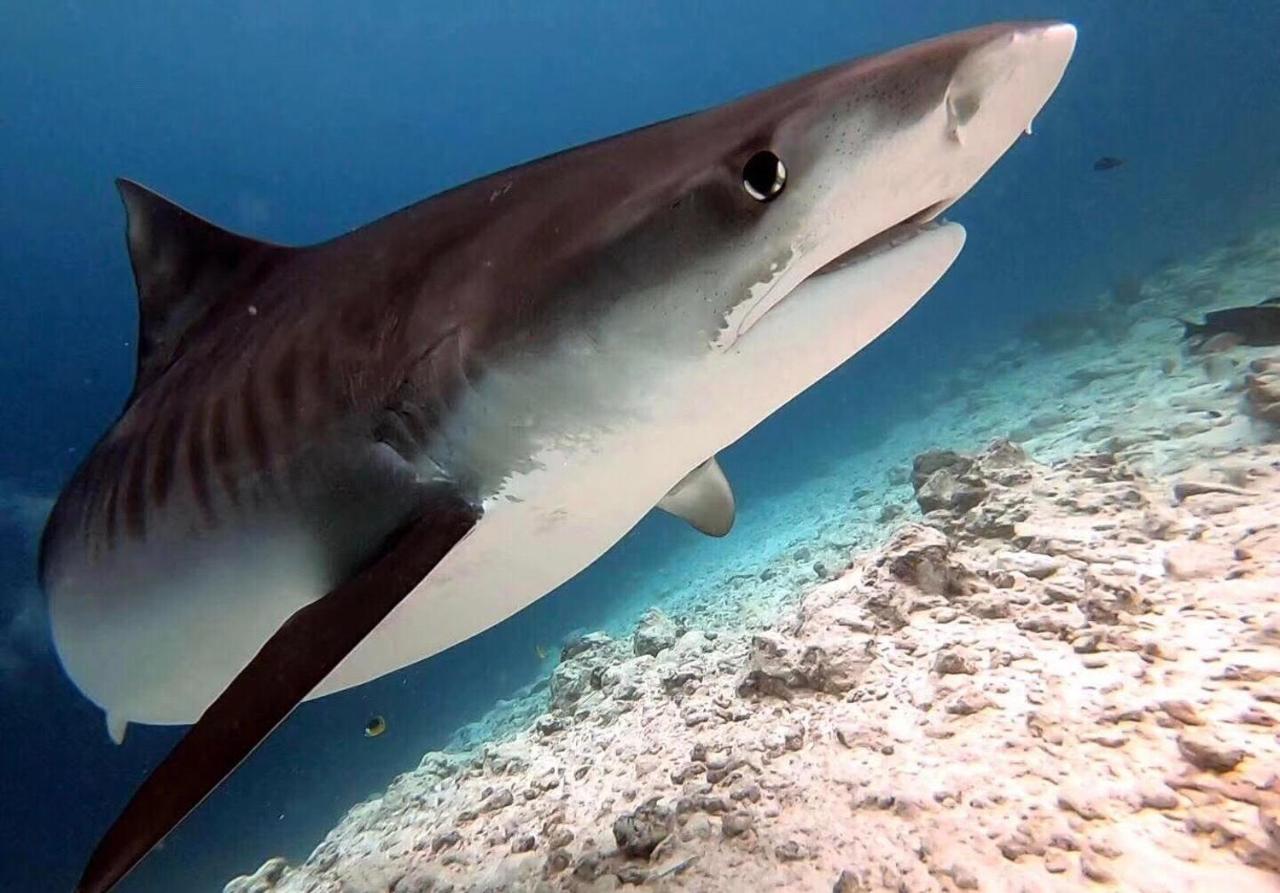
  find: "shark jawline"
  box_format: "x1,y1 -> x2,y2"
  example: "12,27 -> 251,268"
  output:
731,198 -> 956,342
814,199 -> 956,278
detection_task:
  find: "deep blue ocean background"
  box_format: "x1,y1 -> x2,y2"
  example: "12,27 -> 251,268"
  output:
2,2 -> 1278,890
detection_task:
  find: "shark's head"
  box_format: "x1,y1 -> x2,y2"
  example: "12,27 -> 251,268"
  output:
698,21 -> 1078,345
434,21 -> 1077,488
453,22 -> 1076,367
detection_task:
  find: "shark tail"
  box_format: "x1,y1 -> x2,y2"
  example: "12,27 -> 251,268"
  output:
1179,318 -> 1208,341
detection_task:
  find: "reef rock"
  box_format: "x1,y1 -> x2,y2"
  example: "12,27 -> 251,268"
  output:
633,608 -> 678,656
548,633 -> 626,711
738,631 -> 872,698
879,523 -> 965,596
613,799 -> 674,859
222,857 -> 289,893
915,466 -> 987,515
911,449 -> 973,489
559,630 -> 613,661
1245,357 -> 1280,424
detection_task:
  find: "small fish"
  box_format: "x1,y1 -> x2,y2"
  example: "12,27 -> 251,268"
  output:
1093,156 -> 1125,171
534,644 -> 548,661
364,715 -> 387,738
1181,297 -> 1280,347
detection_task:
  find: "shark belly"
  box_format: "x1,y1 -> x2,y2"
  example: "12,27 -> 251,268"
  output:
49,513 -> 328,728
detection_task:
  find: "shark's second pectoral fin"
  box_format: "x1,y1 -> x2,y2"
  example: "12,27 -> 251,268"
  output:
76,488 -> 481,893
658,456 -> 735,537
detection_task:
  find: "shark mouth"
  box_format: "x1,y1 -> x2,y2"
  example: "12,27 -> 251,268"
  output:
811,199 -> 955,278
722,197 -> 957,347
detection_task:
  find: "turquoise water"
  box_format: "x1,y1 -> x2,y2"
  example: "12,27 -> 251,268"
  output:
1,2 -> 1278,890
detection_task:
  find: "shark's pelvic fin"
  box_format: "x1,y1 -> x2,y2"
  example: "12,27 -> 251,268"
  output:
104,712 -> 128,746
75,487 -> 482,893
115,179 -> 295,397
657,455 -> 736,537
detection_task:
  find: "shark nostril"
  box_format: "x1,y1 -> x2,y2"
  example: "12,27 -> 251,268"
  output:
949,90 -> 981,125
944,89 -> 982,144
742,150 -> 787,202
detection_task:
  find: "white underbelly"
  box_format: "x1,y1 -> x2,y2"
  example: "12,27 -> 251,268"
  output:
314,371 -> 716,697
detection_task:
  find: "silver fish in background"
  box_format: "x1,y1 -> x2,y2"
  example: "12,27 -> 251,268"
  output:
38,21 -> 1076,892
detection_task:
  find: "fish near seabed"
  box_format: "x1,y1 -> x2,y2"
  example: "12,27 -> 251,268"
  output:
1182,296 -> 1280,347
40,21 -> 1077,891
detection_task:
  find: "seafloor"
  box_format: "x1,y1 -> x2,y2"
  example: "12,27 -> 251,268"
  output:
228,225 -> 1280,893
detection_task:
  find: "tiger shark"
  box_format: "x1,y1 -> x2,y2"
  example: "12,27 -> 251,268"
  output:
40,21 -> 1076,892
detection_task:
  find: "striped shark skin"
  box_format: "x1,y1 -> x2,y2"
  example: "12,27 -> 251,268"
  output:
39,22 -> 1076,891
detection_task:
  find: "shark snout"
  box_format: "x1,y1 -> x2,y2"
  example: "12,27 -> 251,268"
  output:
948,22 -> 1076,147
1017,22 -> 1078,104
717,23 -> 1076,349
1032,22 -> 1079,58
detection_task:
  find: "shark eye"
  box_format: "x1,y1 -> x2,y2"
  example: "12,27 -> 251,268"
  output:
742,150 -> 786,202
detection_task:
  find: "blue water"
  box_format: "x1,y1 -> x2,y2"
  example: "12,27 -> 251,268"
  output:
2,2 -> 1278,890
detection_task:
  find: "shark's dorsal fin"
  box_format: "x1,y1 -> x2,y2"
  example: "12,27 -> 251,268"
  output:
116,179 -> 294,395
658,455 -> 736,537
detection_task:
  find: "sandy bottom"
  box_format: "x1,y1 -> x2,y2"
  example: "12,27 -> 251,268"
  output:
226,225 -> 1280,892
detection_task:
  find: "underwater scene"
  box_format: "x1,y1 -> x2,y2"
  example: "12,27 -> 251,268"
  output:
4,2 -> 1280,891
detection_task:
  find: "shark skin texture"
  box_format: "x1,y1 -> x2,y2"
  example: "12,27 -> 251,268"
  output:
39,21 -> 1076,892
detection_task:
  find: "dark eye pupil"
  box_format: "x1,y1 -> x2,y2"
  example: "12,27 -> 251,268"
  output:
743,150 -> 786,202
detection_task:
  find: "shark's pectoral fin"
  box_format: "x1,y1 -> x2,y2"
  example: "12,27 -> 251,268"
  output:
75,487 -> 481,893
658,456 -> 735,537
